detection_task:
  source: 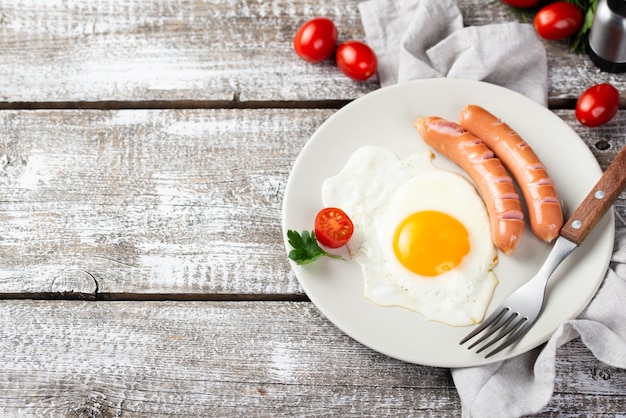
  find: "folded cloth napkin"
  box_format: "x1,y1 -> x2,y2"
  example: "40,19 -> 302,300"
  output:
358,0 -> 626,416
453,215 -> 626,417
358,0 -> 548,105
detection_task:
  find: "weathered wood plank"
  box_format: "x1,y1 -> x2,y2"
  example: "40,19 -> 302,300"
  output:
0,0 -> 624,105
0,0 -> 375,104
0,300 -> 461,417
1,108 -> 625,297
0,108 -> 328,296
536,340 -> 626,416
0,299 -> 623,417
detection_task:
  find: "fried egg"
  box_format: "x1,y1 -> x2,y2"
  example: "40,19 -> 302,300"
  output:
321,145 -> 498,326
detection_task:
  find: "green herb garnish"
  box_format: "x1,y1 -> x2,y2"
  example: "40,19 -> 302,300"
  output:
287,230 -> 345,265
507,0 -> 599,53
570,0 -> 598,53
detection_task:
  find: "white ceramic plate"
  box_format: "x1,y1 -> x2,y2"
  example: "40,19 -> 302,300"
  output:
281,78 -> 614,367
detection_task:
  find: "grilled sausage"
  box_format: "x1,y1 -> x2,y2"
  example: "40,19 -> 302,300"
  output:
459,105 -> 563,242
414,115 -> 525,255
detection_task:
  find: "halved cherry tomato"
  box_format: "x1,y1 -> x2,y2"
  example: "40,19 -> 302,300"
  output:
314,207 -> 354,248
575,84 -> 620,127
293,17 -> 338,63
335,40 -> 378,81
501,0 -> 539,7
534,2 -> 583,40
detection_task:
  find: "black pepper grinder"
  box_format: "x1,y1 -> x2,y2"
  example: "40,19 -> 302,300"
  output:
588,0 -> 626,73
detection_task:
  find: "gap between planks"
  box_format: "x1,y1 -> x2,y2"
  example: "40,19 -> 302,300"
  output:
0,98 -> 587,111
0,99 -> 352,110
0,292 -> 310,302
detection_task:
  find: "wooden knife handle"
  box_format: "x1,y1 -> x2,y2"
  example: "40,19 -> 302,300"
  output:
560,145 -> 626,246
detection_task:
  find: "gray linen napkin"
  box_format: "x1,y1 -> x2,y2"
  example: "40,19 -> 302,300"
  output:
358,0 -> 548,105
453,217 -> 626,417
358,0 -> 626,416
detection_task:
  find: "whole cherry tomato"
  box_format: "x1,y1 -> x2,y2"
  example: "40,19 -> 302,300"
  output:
314,207 -> 354,248
335,40 -> 378,81
575,84 -> 620,127
534,2 -> 583,40
501,0 -> 539,7
293,17 -> 338,63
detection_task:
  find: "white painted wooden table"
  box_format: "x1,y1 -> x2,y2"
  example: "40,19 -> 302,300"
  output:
1,0 -> 625,416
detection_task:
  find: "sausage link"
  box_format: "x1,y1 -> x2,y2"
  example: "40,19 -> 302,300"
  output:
414,116 -> 525,255
459,105 -> 563,242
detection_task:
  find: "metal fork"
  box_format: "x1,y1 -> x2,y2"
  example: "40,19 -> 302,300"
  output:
460,145 -> 626,358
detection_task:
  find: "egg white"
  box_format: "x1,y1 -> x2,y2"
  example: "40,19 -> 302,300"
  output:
321,145 -> 498,326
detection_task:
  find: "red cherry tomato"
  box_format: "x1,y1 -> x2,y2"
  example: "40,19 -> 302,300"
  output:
534,2 -> 583,40
575,84 -> 620,127
314,208 -> 354,249
293,17 -> 338,63
335,40 -> 378,81
501,0 -> 539,7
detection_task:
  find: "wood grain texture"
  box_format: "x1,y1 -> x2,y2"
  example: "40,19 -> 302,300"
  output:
0,0 -> 376,103
560,145 -> 626,245
0,108 -> 333,296
0,300 -> 623,417
0,0 -> 624,104
1,108 -> 625,297
0,300 -> 460,417
1,109 -> 623,415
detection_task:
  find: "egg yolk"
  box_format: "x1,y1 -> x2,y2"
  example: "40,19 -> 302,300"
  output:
393,210 -> 470,277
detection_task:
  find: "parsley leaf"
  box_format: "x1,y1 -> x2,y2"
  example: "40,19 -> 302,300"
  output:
287,230 -> 345,265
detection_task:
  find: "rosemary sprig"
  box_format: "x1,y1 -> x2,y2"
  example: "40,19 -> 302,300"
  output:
570,0 -> 599,53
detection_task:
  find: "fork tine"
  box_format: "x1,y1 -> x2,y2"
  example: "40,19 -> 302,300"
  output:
459,308 -> 507,345
475,314 -> 526,354
484,320 -> 535,358
469,310 -> 519,351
